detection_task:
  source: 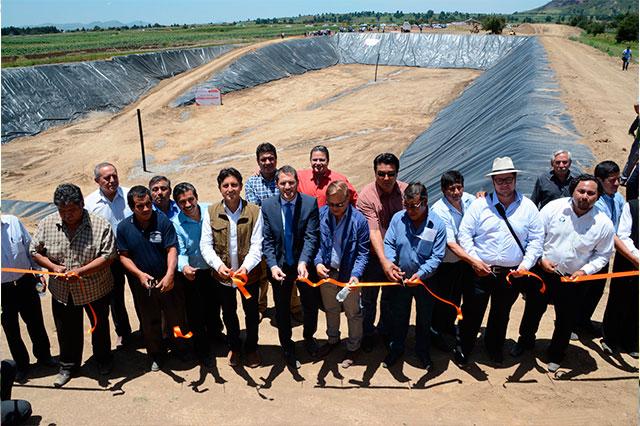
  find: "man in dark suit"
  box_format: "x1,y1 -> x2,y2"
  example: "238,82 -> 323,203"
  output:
262,165 -> 328,368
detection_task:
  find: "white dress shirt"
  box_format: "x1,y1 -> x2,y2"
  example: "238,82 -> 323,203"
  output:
458,192 -> 544,270
430,192 -> 475,263
200,202 -> 264,286
617,202 -> 639,259
1,215 -> 41,283
539,197 -> 614,275
85,186 -> 131,237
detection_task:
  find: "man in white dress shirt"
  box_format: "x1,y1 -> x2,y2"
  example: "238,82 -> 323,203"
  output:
84,162 -> 133,346
455,157 -> 544,366
510,175 -> 614,372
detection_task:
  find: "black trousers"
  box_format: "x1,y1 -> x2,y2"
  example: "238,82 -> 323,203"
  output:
270,265 -> 320,353
431,261 -> 470,336
458,270 -> 519,359
515,268 -> 580,362
575,263 -> 608,328
181,270 -> 224,356
387,284 -> 435,359
129,277 -> 186,357
602,255 -> 639,352
361,255 -> 392,337
1,275 -> 51,371
109,260 -> 132,338
52,292 -> 112,371
219,280 -> 259,353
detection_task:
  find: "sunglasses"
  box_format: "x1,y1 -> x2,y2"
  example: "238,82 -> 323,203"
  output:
403,200 -> 423,210
494,177 -> 515,185
377,171 -> 397,178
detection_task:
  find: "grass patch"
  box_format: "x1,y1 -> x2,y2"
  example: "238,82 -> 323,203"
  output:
570,31 -> 638,62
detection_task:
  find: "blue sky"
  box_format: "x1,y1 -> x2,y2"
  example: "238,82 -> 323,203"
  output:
2,0 -> 548,27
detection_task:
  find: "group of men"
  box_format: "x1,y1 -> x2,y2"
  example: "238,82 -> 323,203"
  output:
2,143 -> 638,389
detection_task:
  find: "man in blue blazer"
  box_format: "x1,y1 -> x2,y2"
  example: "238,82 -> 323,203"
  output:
262,165 -> 328,368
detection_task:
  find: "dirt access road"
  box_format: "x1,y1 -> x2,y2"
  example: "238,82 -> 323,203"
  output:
1,25 -> 637,425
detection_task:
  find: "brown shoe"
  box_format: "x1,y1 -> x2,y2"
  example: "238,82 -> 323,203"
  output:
228,351 -> 240,367
245,351 -> 261,368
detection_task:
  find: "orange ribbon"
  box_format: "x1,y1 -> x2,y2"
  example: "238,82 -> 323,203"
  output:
230,272 -> 252,299
2,267 -> 96,334
173,326 -> 193,339
561,270 -> 639,283
296,277 -> 463,321
506,270 -> 546,294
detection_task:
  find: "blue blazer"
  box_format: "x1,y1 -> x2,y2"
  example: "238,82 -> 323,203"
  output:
314,204 -> 370,282
261,193 -> 319,269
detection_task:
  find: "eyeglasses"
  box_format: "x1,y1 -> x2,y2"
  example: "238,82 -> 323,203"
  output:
493,177 -> 515,185
403,200 -> 423,210
376,171 -> 397,178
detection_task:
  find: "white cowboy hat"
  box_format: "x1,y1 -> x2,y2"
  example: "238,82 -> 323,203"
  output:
485,157 -> 521,177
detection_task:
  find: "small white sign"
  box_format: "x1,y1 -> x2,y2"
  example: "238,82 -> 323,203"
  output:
195,87 -> 222,106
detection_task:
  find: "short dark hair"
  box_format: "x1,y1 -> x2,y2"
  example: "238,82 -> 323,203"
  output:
275,165 -> 298,183
53,183 -> 84,207
440,170 -> 464,191
173,182 -> 198,200
594,161 -> 620,180
569,174 -> 603,197
149,175 -> 171,189
310,145 -> 330,161
127,185 -> 152,209
256,143 -> 277,160
373,153 -> 400,172
217,168 -> 243,187
404,182 -> 428,201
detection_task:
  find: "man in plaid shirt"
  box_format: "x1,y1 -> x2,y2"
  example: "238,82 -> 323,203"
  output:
31,183 -> 116,388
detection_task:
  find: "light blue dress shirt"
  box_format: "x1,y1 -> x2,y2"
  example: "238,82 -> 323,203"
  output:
329,213 -> 348,270
430,192 -> 475,263
458,192 -> 544,270
171,203 -> 210,272
1,215 -> 41,283
383,210 -> 447,280
594,192 -> 625,231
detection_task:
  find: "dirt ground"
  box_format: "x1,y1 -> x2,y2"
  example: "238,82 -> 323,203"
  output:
1,25 -> 638,425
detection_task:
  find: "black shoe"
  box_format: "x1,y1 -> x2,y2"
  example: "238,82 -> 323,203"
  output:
361,335 -> 375,353
510,342 -> 530,358
487,350 -> 503,365
37,356 -> 58,368
453,348 -> 468,368
305,339 -> 331,358
382,351 -> 403,369
98,360 -> 113,375
14,368 -> 29,384
417,354 -> 433,371
53,370 -> 73,388
284,351 -> 301,369
2,399 -> 32,424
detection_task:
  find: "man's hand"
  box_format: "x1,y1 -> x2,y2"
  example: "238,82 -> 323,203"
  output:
297,263 -> 308,279
347,276 -> 359,292
316,264 -> 329,279
217,264 -> 232,279
570,269 -> 587,280
383,260 -> 404,282
65,268 -> 83,282
405,273 -> 421,284
37,275 -> 47,292
539,258 -> 558,274
471,260 -> 492,277
182,265 -> 197,281
234,266 -> 248,277
271,266 -> 286,281
509,266 -> 529,278
51,264 -> 66,274
138,272 -> 155,288
157,274 -> 174,293
475,191 -> 487,198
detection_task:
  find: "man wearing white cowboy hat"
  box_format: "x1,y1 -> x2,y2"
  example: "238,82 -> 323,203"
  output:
455,157 -> 544,367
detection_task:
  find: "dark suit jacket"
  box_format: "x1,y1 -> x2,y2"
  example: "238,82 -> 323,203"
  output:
261,193 -> 319,270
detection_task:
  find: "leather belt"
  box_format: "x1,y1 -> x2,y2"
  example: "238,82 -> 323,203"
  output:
490,265 -> 518,275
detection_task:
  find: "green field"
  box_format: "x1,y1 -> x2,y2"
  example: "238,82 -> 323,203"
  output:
1,23 -> 317,67
570,31 -> 639,61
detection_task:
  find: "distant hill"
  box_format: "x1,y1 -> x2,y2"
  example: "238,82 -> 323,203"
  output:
528,0 -> 637,16
36,20 -> 152,31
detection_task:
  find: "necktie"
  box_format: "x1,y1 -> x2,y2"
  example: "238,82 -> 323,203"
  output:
284,202 -> 294,266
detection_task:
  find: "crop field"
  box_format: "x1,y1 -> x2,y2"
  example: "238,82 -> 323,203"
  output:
1,23 -> 314,67
570,31 -> 639,61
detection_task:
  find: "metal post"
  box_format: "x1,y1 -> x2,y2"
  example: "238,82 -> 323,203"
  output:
374,52 -> 380,82
137,109 -> 147,172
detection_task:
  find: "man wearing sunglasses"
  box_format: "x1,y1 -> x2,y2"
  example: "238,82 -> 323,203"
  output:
356,153 -> 408,352
530,150 -> 577,209
456,157 -> 544,367
382,182 -> 447,370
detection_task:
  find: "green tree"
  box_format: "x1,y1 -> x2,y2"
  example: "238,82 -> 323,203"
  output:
482,15 -> 506,34
616,13 -> 639,42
